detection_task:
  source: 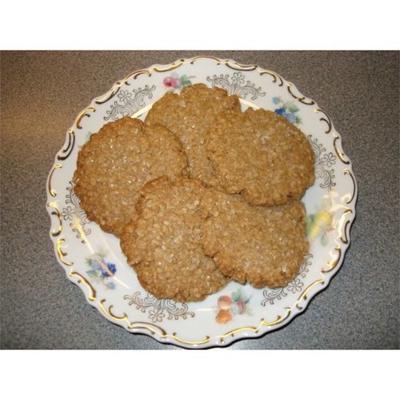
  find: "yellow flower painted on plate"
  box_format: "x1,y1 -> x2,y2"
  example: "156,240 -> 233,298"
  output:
306,201 -> 335,246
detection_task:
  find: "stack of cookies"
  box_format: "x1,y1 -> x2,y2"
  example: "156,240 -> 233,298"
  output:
74,84 -> 315,302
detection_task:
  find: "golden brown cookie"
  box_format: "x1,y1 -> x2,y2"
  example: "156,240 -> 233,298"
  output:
120,177 -> 228,302
205,108 -> 315,206
145,84 -> 240,186
202,190 -> 308,288
73,117 -> 187,236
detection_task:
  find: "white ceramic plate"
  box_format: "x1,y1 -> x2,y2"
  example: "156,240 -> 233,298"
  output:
46,56 -> 357,348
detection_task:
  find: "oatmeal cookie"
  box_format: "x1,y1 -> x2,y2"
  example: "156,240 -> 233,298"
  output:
145,84 -> 240,186
202,190 -> 308,288
73,117 -> 187,236
205,108 -> 315,206
120,177 -> 228,302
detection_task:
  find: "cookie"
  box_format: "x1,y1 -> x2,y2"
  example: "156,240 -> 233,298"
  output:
145,84 -> 240,186
205,108 -> 315,206
120,177 -> 228,302
202,190 -> 308,288
73,117 -> 187,236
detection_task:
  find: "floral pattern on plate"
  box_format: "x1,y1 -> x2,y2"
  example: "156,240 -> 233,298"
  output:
124,291 -> 195,323
104,86 -> 156,121
306,199 -> 336,246
261,255 -> 312,306
207,71 -> 265,100
163,73 -> 194,90
309,135 -> 337,191
216,288 -> 251,324
85,250 -> 117,289
273,96 -> 302,124
61,182 -> 91,243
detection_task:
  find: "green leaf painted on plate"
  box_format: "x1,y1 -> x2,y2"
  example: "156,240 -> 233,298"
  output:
232,289 -> 241,302
288,104 -> 299,113
321,232 -> 328,246
97,249 -> 107,259
86,270 -> 98,279
306,214 -> 315,236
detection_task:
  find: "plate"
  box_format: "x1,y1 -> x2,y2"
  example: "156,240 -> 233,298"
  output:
46,56 -> 357,348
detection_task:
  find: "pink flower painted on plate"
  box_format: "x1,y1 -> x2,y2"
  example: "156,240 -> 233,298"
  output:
163,73 -> 194,90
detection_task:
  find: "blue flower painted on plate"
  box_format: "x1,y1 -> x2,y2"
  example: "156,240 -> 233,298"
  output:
272,97 -> 302,125
85,251 -> 117,289
275,106 -> 286,115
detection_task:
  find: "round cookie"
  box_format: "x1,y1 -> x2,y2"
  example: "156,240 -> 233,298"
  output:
145,84 -> 240,186
202,190 -> 308,288
73,117 -> 187,236
120,177 -> 228,302
205,108 -> 315,206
